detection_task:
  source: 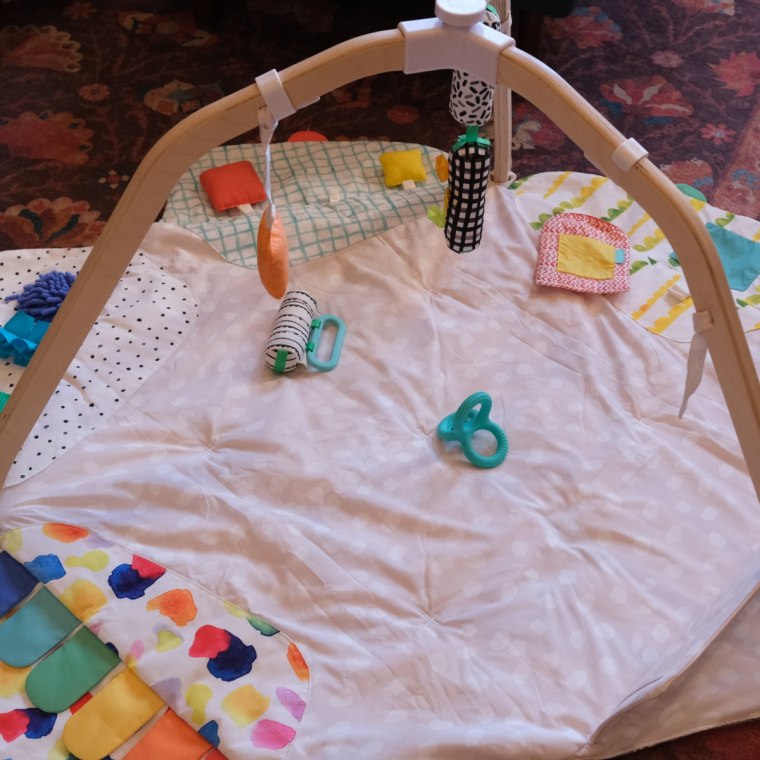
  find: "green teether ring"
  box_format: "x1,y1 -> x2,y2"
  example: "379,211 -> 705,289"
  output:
437,391 -> 509,469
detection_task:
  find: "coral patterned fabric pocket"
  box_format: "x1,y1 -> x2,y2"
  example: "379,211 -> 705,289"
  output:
536,213 -> 631,294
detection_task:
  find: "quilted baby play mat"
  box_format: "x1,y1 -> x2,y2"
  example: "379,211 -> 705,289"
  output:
1,173 -> 760,759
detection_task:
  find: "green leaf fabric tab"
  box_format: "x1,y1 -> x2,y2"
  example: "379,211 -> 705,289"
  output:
0,586 -> 79,667
0,549 -> 38,616
26,626 -> 120,713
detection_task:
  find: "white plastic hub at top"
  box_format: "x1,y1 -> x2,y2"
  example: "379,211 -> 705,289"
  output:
400,2 -> 514,85
435,0 -> 487,27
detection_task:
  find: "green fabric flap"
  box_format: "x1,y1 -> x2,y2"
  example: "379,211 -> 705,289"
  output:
26,626 -> 120,712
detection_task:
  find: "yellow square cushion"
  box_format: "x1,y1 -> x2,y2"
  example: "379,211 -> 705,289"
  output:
379,149 -> 427,187
556,234 -> 616,280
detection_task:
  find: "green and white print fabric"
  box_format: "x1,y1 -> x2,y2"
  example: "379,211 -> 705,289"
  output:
163,141 -> 446,268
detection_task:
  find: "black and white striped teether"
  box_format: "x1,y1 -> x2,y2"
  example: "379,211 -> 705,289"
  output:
445,126 -> 492,254
265,290 -> 318,373
448,5 -> 501,127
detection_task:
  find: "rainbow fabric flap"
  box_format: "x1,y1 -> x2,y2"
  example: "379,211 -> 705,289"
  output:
0,587 -> 79,668
0,551 -> 37,616
0,523 -> 311,759
25,627 -> 120,713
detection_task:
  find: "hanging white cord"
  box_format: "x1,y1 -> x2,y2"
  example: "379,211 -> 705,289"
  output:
257,105 -> 278,228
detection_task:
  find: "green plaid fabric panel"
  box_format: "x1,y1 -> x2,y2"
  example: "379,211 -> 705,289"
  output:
163,141 -> 445,268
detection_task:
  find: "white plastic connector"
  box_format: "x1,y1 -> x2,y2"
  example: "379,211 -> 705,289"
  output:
399,17 -> 514,85
255,69 -> 296,121
611,137 -> 649,172
436,0 -> 487,27
667,281 -> 690,302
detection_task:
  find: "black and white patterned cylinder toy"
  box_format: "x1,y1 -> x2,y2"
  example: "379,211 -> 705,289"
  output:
448,5 -> 501,127
444,127 -> 492,253
265,290 -> 318,373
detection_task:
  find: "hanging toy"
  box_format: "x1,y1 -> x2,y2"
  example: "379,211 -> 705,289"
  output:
444,126 -> 492,253
265,290 -> 346,374
256,106 -> 289,299
448,5 -> 501,128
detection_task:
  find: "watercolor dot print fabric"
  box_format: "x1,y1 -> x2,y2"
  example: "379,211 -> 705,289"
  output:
0,523 -> 310,759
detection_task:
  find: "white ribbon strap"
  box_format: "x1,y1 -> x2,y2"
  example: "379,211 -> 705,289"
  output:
257,105 -> 278,228
678,309 -> 714,419
255,69 -> 296,121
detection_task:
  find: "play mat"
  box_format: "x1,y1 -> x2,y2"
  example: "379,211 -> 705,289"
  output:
1,162 -> 760,758
1,3 -> 760,757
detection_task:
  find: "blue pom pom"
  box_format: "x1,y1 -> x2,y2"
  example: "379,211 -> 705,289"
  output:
4,270 -> 76,321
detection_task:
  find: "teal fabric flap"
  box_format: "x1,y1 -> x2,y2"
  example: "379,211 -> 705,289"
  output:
0,586 -> 79,667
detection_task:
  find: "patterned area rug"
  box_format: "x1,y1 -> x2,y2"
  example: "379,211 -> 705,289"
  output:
1,2 -> 759,757
0,0 -> 759,254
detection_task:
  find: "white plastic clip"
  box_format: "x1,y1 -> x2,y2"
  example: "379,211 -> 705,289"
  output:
611,137 -> 649,172
666,280 -> 690,303
255,69 -> 296,122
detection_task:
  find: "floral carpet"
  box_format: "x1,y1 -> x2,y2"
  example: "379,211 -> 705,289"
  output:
1,1 -> 760,756
0,0 -> 759,253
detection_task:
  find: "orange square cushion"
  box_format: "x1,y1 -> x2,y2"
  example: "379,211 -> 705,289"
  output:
199,161 -> 266,211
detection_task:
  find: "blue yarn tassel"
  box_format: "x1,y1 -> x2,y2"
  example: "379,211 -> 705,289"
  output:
4,270 -> 77,322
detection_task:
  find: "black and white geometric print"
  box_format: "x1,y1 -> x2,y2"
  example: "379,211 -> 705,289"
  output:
444,141 -> 492,254
448,6 -> 501,127
264,290 -> 318,373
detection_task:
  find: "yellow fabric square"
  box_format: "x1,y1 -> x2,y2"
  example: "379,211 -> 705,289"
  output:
556,234 -> 616,280
379,149 -> 427,188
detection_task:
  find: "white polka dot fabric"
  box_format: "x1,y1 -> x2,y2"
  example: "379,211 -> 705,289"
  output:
1,188 -> 759,760
0,247 -> 198,485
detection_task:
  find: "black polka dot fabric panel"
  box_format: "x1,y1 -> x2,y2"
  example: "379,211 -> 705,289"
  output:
0,248 -> 198,485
